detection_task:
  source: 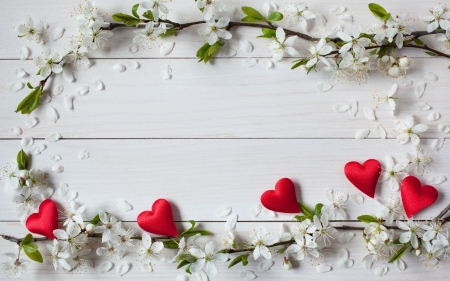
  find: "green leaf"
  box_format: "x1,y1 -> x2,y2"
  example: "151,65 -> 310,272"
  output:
181,230 -> 211,237
360,33 -> 376,43
314,203 -> 324,217
163,240 -> 179,249
15,87 -> 42,114
393,238 -> 401,244
21,234 -> 33,245
306,65 -> 316,74
142,10 -> 154,20
389,242 -> 411,263
90,214 -> 103,226
241,16 -> 265,23
17,149 -> 29,170
185,264 -> 192,274
160,28 -> 177,37
268,12 -> 283,22
177,260 -> 190,269
241,6 -> 265,20
425,51 -> 438,56
413,38 -> 424,45
294,215 -> 309,222
291,58 -> 309,70
257,28 -> 276,38
228,254 -> 249,268
176,253 -> 197,263
132,4 -> 140,19
242,255 -> 248,266
357,215 -> 378,223
111,13 -> 140,26
36,68 -> 42,75
180,220 -> 196,236
26,82 -> 33,89
277,246 -> 287,253
298,202 -> 313,218
23,244 -> 43,263
336,41 -> 346,47
377,46 -> 389,57
368,3 -> 390,21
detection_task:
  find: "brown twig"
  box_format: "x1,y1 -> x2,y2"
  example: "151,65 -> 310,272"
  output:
433,203 -> 450,222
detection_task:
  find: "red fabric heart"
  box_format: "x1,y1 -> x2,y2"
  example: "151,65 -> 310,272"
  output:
25,199 -> 59,240
260,178 -> 300,213
344,159 -> 381,198
401,176 -> 438,218
137,199 -> 179,236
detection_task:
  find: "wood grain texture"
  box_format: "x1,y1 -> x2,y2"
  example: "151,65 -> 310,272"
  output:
1,58 -> 449,138
0,221 -> 448,280
0,139 -> 448,222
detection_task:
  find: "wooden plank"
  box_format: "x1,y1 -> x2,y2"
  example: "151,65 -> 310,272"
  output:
1,58 -> 449,138
0,221 -> 448,280
0,0 -> 446,59
0,139 -> 448,222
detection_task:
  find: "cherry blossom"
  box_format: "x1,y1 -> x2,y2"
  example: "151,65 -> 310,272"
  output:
420,5 -> 450,33
385,13 -> 414,48
308,214 -> 337,247
249,227 -> 279,260
285,3 -> 315,29
139,232 -> 164,272
62,201 -> 87,226
1,160 -> 20,192
337,24 -> 371,53
379,155 -> 408,191
396,219 -> 422,249
141,0 -> 169,20
290,219 -> 314,240
376,197 -> 403,224
133,21 -> 166,48
306,38 -> 333,68
189,241 -> 229,279
420,240 -> 444,266
94,211 -> 121,243
285,235 -> 319,260
81,19 -> 114,50
0,253 -> 28,279
114,228 -> 136,258
15,16 -> 47,44
53,223 -> 88,252
196,0 -> 226,21
376,83 -> 397,111
269,27 -> 299,61
322,189 -> 348,219
421,221 -> 449,244
46,240 -> 71,271
406,148 -> 432,175
33,49 -> 63,77
197,17 -> 232,45
174,234 -> 200,261
66,248 -> 92,271
395,116 -> 428,146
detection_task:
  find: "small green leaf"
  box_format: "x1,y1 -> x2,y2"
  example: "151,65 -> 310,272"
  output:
23,244 -> 43,263
241,16 -> 264,23
242,255 -> 248,266
268,12 -> 283,22
294,215 -> 309,222
15,87 -> 42,114
413,38 -> 424,45
160,28 -> 177,37
393,238 -> 401,244
389,242 -> 411,263
360,33 -> 376,43
181,230 -> 211,237
377,46 -> 389,57
21,234 -> 33,245
142,10 -> 154,20
132,4 -> 140,19
257,28 -> 276,38
298,202 -> 313,218
177,260 -> 190,269
277,246 -> 287,253
336,41 -> 346,47
368,3 -> 390,21
163,240 -> 179,249
228,254 -> 248,268
36,68 -> 42,75
17,149 -> 29,170
314,203 -> 324,216
291,58 -> 309,70
176,253 -> 197,263
26,82 -> 33,89
111,13 -> 140,26
180,220 -> 196,236
357,215 -> 378,224
241,6 -> 265,20
425,51 -> 438,56
185,264 -> 192,274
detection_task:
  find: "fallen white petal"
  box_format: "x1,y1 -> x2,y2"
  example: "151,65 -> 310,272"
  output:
129,44 -> 139,54
215,206 -> 232,218
261,207 -> 275,218
176,274 -> 189,281
239,39 -> 253,53
52,164 -> 64,173
338,232 -> 355,243
242,58 -> 257,67
59,183 -> 77,201
160,42 -> 175,56
64,95 -> 74,110
338,248 -> 349,260
21,137 -> 33,147
317,82 -> 333,92
19,46 -> 30,60
216,48 -> 237,57
6,81 -> 24,92
48,154 -> 62,162
52,84 -> 64,96
338,259 -> 354,268
77,149 -> 90,160
30,144 -> 46,155
250,204 -> 262,217
355,129 -> 369,139
41,187 -> 54,199
415,82 -> 426,98
113,64 -> 126,72
338,13 -> 353,22
333,103 -> 349,113
117,262 -> 131,276
364,107 -> 376,120
316,264 -> 332,273
315,13 -> 327,27
438,124 -> 450,134
350,193 -> 364,205
161,65 -> 172,80
225,214 -> 238,230
394,259 -> 405,271
40,94 -> 51,104
50,27 -> 64,42
424,72 -> 438,82
258,259 -> 274,272
426,176 -> 446,185
259,59 -> 273,69
374,266 -> 388,277
97,261 -> 113,273
13,68 -> 27,78
9,127 -> 22,137
240,270 -> 257,280
397,76 -> 412,87
349,100 -> 357,116
431,138 -> 445,151
24,117 -> 38,128
127,61 -> 140,69
62,68 -> 75,83
428,111 -> 440,121
45,133 -> 61,142
92,79 -> 104,90
414,102 -> 431,111
46,106 -> 59,123
75,86 -> 90,96
330,5 -> 345,15
116,199 -> 133,212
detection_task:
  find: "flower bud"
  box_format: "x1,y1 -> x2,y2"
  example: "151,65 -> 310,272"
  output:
398,57 -> 411,68
388,65 -> 400,77
415,248 -> 422,256
283,258 -> 292,270
25,179 -> 33,187
18,170 -> 28,178
85,223 -> 95,233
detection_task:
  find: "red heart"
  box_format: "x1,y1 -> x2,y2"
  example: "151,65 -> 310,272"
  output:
25,199 -> 59,240
401,176 -> 438,218
137,199 -> 179,236
344,159 -> 381,198
260,178 -> 300,213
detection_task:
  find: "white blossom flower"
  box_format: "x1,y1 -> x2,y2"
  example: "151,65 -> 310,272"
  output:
75,1 -> 109,28
222,232 -> 236,249
377,55 -> 412,77
63,41 -> 91,68
174,234 -> 201,261
25,168 -> 47,189
290,219 -> 313,240
323,58 -> 350,82
115,227 -> 136,258
33,49 -> 63,78
285,235 -> 319,260
46,239 -> 71,271
379,156 -> 408,191
421,240 -> 444,266
197,17 -> 232,45
189,241 -> 229,279
285,3 -> 315,30
196,0 -> 226,21
395,116 -> 428,146
1,160 -> 20,192
376,197 -> 403,224
82,19 -> 114,50
139,232 -> 164,271
269,27 -> 299,61
62,201 -> 87,226
339,45 -> 371,80
132,21 -> 166,48
406,147 -> 432,175
433,240 -> 450,260
141,0 -> 169,20
435,28 -> 450,49
376,83 -> 398,111
12,186 -> 44,218
53,223 -> 88,252
337,24 -> 371,53
249,227 -> 279,260
364,222 -> 389,242
15,16 -> 47,44
322,189 -> 348,219
420,5 -> 450,33
385,13 -> 414,48
66,248 -> 92,271
308,214 -> 337,246
96,241 -> 117,258
0,253 -> 28,279
306,38 -> 333,68
367,21 -> 389,44
94,211 -> 121,243
396,219 -> 422,249
421,221 -> 449,244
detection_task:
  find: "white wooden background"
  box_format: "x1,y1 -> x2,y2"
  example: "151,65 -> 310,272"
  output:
0,0 -> 449,280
